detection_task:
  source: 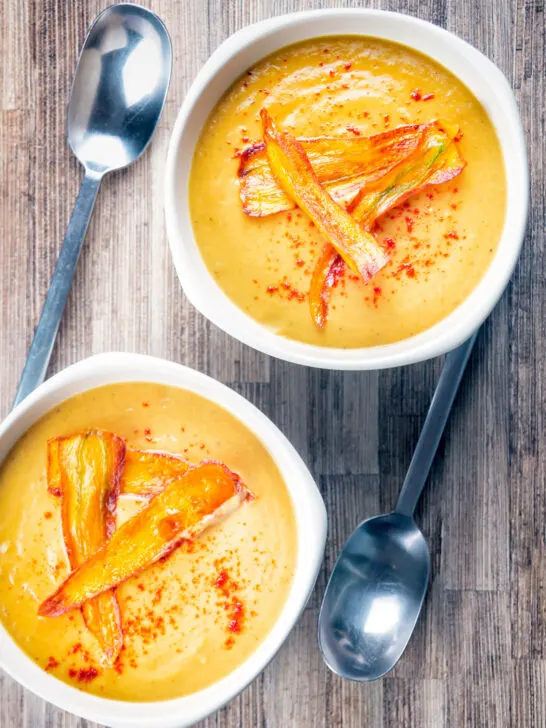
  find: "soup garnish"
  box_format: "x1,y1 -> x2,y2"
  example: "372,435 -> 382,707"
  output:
240,112 -> 465,328
40,430 -> 251,656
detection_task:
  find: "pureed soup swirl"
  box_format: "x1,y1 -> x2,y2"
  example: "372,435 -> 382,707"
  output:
189,37 -> 506,348
0,384 -> 296,701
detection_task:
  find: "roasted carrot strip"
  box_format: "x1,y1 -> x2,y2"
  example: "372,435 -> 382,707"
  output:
39,462 -> 250,618
308,124 -> 466,328
120,449 -> 190,497
48,431 -> 126,664
308,245 -> 345,330
261,109 -> 388,282
239,124 -> 425,217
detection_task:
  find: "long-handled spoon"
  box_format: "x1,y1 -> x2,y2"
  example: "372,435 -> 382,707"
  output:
13,3 -> 171,407
318,332 -> 478,681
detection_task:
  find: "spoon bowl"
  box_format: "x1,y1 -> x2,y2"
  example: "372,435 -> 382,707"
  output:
68,3 -> 171,174
319,513 -> 430,681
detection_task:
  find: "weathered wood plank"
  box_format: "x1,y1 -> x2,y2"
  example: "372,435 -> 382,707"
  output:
508,0 -> 546,666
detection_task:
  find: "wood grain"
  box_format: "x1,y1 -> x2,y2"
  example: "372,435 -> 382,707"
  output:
0,0 -> 544,726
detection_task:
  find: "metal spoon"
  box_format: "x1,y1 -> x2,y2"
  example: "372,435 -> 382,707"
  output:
318,332 -> 477,681
13,3 -> 171,407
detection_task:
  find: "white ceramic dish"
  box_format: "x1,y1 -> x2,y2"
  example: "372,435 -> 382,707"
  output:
165,9 -> 528,370
0,353 -> 326,727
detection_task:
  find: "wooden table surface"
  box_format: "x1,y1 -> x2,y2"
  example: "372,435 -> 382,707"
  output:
0,0 -> 543,726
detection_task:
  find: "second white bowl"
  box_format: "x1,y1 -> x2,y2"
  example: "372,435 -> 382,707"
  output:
0,353 -> 326,727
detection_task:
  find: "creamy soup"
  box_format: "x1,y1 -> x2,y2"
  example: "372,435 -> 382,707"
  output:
0,384 -> 297,701
189,37 -> 506,347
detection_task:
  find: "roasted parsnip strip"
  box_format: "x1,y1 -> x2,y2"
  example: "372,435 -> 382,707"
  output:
47,439 -> 62,497
309,125 -> 465,328
39,462 -> 250,618
350,125 -> 465,224
261,109 -> 388,282
120,449 -> 191,498
48,431 -> 126,664
239,124 -> 425,217
50,446 -> 192,499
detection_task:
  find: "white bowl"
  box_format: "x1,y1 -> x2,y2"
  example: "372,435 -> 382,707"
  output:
165,9 -> 528,370
0,353 -> 326,727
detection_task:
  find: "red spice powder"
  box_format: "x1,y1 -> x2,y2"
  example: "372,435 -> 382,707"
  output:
45,656 -> 59,672
266,279 -> 305,302
228,601 -> 244,633
405,217 -> 415,233
68,667 -> 100,684
383,114 -> 390,127
143,427 -> 152,442
214,569 -> 247,645
344,62 -> 352,70
372,286 -> 383,307
346,124 -> 361,136
410,89 -> 422,101
44,511 -> 52,520
142,401 -> 150,408
400,262 -> 416,278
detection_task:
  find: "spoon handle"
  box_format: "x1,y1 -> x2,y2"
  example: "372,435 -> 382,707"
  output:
395,332 -> 478,517
13,171 -> 102,408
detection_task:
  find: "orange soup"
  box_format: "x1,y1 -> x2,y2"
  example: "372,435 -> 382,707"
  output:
189,36 -> 506,347
0,383 -> 297,700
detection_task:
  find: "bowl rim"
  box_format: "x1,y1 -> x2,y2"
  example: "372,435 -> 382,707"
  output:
164,8 -> 529,370
0,352 -> 326,727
